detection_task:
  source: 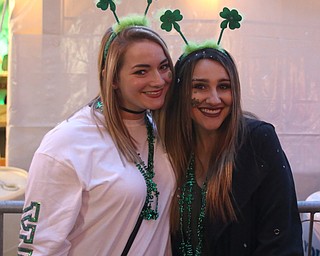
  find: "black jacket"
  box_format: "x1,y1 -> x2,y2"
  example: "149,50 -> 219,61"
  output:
172,118 -> 303,256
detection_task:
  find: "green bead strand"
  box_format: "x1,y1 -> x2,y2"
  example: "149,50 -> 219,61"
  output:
178,154 -> 207,255
95,98 -> 159,220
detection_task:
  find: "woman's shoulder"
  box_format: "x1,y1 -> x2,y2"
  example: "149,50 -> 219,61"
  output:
38,107 -> 105,152
241,117 -> 281,152
242,117 -> 283,158
44,107 -> 92,139
244,117 -> 275,135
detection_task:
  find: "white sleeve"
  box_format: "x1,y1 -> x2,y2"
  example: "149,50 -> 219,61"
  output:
18,153 -> 83,256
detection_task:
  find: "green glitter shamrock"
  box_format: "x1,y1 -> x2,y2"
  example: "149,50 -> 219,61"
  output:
96,0 -> 120,24
160,9 -> 188,45
217,7 -> 242,45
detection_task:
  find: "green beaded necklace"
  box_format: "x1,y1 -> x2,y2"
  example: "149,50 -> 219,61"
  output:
94,98 -> 159,220
179,154 -> 207,255
136,114 -> 159,220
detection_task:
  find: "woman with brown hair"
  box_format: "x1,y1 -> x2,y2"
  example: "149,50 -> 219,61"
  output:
162,47 -> 302,255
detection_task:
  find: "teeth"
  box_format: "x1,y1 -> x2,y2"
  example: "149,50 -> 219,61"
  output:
201,108 -> 220,114
145,91 -> 160,95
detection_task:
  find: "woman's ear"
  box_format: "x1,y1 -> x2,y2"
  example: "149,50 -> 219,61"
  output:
102,69 -> 106,77
103,68 -> 118,89
112,75 -> 119,89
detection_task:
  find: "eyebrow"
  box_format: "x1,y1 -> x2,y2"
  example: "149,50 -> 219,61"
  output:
192,78 -> 208,82
132,58 -> 168,69
192,78 -> 230,82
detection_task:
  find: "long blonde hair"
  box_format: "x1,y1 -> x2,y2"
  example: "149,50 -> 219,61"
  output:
93,26 -> 173,163
160,48 -> 246,232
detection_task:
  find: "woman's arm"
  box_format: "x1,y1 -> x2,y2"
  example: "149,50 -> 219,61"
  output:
18,153 -> 83,256
251,123 -> 303,256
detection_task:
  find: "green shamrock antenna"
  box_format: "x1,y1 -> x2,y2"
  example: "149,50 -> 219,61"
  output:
160,9 -> 188,45
96,0 -> 120,24
160,7 -> 242,56
96,0 -> 154,59
97,0 -> 153,24
217,7 -> 242,45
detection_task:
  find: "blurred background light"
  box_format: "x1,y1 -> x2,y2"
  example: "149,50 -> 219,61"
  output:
0,0 -> 8,74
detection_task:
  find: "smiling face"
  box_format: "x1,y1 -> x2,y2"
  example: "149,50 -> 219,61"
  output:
191,59 -> 232,134
114,39 -> 172,119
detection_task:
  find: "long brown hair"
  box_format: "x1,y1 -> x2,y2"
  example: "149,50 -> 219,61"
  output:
160,48 -> 246,232
92,26 -> 173,163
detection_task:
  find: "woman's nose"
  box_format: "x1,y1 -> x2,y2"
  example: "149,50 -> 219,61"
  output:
205,89 -> 221,104
150,70 -> 165,86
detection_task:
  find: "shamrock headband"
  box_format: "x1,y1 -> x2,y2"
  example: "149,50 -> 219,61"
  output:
96,0 -> 154,59
160,7 -> 242,58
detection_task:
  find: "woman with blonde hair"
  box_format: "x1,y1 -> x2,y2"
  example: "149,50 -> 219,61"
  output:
18,1 -> 175,255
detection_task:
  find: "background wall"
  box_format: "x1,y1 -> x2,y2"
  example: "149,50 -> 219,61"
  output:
6,0 -> 320,200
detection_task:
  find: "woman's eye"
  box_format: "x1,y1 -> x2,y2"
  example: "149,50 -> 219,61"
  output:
193,83 -> 206,90
134,70 -> 146,75
160,63 -> 169,71
219,83 -> 231,90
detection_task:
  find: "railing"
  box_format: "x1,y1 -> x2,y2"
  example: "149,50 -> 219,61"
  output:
298,200 -> 320,256
0,200 -> 319,256
0,200 -> 23,256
